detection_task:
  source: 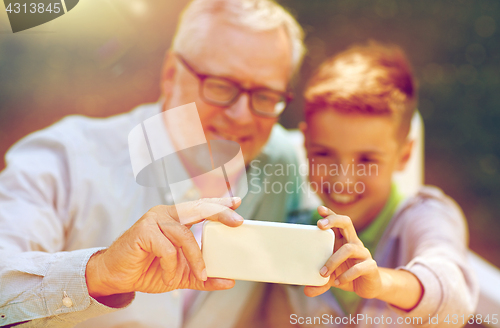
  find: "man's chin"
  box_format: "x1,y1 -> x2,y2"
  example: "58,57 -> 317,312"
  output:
239,145 -> 261,165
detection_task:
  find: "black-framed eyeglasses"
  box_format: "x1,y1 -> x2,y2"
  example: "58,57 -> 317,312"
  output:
175,53 -> 293,118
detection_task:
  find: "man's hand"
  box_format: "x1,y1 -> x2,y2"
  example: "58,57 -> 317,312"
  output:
85,197 -> 243,298
304,206 -> 382,299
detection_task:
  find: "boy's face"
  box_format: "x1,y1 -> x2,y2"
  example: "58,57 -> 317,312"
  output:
303,110 -> 412,230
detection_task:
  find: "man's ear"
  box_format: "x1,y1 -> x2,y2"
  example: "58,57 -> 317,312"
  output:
160,51 -> 177,99
298,121 -> 308,148
396,139 -> 414,171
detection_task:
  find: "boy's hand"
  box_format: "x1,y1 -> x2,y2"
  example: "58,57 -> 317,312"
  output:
304,206 -> 382,298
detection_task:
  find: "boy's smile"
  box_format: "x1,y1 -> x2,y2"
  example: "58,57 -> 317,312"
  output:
328,192 -> 360,205
303,110 -> 412,230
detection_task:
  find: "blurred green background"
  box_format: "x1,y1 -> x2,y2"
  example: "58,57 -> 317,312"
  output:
0,0 -> 499,266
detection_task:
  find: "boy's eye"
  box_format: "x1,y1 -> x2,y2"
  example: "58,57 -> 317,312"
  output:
359,156 -> 376,164
312,151 -> 330,157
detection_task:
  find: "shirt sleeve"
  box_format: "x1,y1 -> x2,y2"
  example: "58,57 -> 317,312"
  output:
388,188 -> 479,327
0,128 -> 134,327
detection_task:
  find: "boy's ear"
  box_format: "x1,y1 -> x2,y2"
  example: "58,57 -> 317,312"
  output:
298,121 -> 308,148
396,139 -> 414,171
160,51 -> 177,99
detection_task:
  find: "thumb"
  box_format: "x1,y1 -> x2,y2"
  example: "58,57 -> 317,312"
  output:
169,197 -> 244,226
197,278 -> 236,291
304,284 -> 331,297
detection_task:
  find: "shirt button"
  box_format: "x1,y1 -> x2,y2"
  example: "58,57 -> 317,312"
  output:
0,314 -> 6,319
63,297 -> 73,308
62,291 -> 73,308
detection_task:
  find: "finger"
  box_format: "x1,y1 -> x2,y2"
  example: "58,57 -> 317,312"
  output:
316,206 -> 361,244
143,229 -> 179,287
304,274 -> 337,297
196,197 -> 242,210
201,205 -> 243,227
317,205 -> 335,219
198,278 -> 236,291
180,268 -> 235,291
157,218 -> 207,282
334,259 -> 378,286
193,202 -> 243,227
169,249 -> 189,289
320,243 -> 370,277
333,228 -> 345,250
304,285 -> 330,297
333,261 -> 350,281
170,198 -> 244,226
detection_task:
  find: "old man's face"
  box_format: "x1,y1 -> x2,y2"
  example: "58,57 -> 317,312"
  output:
162,19 -> 293,165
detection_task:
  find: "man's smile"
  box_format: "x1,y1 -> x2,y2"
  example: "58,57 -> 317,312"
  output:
207,126 -> 253,143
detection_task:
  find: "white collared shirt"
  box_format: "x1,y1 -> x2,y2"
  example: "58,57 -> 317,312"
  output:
0,102 -> 306,328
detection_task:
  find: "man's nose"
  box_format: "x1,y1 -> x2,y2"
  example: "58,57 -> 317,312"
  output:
224,92 -> 254,124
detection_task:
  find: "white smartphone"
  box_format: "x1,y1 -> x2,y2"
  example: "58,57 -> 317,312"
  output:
201,220 -> 335,286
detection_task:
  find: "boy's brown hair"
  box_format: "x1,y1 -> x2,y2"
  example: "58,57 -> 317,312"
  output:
304,41 -> 417,141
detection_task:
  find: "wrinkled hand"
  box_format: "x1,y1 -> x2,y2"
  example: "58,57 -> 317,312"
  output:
86,197 -> 243,298
304,206 -> 382,299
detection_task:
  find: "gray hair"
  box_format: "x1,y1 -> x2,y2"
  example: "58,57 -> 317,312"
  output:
172,0 -> 305,76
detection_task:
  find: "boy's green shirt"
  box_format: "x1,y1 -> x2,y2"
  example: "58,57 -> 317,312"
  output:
310,184 -> 404,315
